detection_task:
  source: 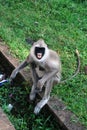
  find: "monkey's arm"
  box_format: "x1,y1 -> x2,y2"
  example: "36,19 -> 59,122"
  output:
10,59 -> 29,81
10,53 -> 33,81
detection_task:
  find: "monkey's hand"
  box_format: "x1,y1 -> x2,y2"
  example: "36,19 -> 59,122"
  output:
36,80 -> 44,92
9,69 -> 18,82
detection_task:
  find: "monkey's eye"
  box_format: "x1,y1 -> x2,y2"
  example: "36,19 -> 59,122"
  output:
35,47 -> 45,59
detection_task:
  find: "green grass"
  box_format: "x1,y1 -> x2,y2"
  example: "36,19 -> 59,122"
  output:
0,82 -> 59,130
0,0 -> 87,127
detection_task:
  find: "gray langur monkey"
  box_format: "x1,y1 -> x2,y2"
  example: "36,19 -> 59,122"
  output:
10,39 -> 80,115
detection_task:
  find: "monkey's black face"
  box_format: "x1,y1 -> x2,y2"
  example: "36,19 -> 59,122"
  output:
35,47 -> 45,59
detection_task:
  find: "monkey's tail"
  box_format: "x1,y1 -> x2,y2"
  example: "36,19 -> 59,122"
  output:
60,49 -> 80,84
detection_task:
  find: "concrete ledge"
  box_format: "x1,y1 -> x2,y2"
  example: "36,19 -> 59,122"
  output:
0,42 -> 86,130
0,108 -> 15,130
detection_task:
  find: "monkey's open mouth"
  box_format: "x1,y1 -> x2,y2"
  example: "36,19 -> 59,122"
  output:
35,47 -> 45,59
37,53 -> 42,59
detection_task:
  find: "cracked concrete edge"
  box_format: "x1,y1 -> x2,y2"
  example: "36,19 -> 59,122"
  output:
0,42 -> 86,130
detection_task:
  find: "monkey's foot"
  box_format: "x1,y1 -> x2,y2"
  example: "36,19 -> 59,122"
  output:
34,97 -> 49,115
29,92 -> 36,101
34,105 -> 41,115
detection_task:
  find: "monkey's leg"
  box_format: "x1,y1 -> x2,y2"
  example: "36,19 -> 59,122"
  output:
53,72 -> 61,84
29,65 -> 39,101
30,84 -> 37,101
34,79 -> 53,115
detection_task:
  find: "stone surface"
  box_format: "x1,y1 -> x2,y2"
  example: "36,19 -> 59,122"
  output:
0,108 -> 15,130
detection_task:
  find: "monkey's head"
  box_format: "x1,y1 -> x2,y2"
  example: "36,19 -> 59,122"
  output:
30,39 -> 49,62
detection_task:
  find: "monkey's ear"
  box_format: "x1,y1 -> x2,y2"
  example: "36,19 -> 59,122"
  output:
25,37 -> 35,45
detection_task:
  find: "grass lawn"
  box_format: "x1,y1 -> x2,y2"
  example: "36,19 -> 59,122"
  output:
0,0 -> 87,127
